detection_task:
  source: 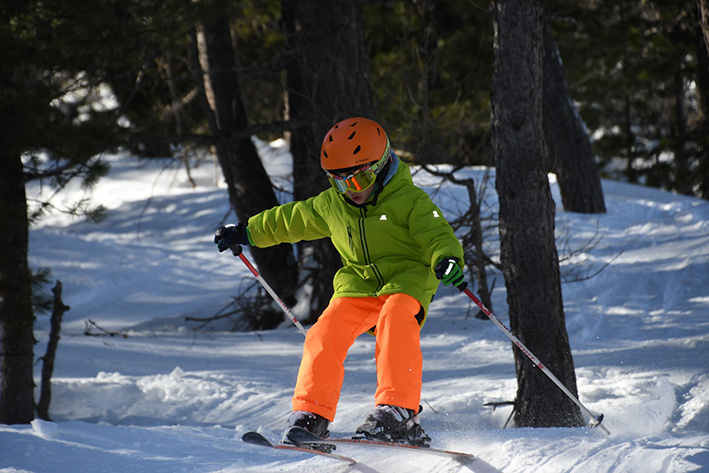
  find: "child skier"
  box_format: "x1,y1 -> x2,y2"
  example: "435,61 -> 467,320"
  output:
214,117 -> 465,446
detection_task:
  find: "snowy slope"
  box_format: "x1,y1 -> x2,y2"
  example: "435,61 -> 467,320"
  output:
2,141 -> 708,472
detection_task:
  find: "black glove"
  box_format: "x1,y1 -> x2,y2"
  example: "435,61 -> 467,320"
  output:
214,223 -> 249,253
435,257 -> 466,290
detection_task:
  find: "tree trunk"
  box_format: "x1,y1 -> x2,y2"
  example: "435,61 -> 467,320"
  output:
461,178 -> 494,318
699,0 -> 709,56
196,18 -> 298,327
281,0 -> 376,324
672,63 -> 692,195
542,19 -> 606,214
37,281 -> 69,421
490,0 -> 584,428
695,18 -> 709,199
0,151 -> 36,424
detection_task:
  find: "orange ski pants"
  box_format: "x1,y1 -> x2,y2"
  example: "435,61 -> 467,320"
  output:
292,293 -> 423,422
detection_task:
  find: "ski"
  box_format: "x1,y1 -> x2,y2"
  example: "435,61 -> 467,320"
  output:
286,427 -> 475,464
241,431 -> 356,464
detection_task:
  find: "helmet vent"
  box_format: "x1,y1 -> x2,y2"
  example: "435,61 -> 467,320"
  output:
353,145 -> 361,155
323,150 -> 328,158
348,131 -> 356,140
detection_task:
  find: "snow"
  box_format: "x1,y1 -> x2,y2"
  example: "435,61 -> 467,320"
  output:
3,141 -> 709,472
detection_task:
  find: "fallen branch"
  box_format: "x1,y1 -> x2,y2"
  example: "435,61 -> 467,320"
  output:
83,319 -> 128,338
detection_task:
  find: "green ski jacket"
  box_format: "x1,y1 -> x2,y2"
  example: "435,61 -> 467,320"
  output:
247,160 -> 464,318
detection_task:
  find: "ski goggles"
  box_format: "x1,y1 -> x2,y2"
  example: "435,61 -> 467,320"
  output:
325,149 -> 391,194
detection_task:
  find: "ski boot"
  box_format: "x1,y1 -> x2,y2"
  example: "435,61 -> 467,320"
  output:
281,411 -> 334,453
354,404 -> 432,447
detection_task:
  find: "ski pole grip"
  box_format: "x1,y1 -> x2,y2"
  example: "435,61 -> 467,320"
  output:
229,244 -> 243,257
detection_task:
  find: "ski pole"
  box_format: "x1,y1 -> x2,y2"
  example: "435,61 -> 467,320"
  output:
459,283 -> 610,435
228,244 -> 307,337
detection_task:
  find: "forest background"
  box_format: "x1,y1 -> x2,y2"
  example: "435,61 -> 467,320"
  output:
2,0 -> 709,430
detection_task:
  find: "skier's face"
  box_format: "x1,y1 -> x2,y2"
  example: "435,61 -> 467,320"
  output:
345,185 -> 375,205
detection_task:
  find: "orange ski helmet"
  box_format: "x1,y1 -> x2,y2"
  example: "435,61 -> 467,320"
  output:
320,117 -> 390,172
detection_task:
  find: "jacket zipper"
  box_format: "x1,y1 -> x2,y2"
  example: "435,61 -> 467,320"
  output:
358,207 -> 384,294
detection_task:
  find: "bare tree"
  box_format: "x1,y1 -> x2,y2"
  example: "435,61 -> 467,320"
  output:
542,18 -> 606,214
37,282 -> 70,421
194,16 -> 298,328
490,0 -> 584,427
422,166 -> 497,317
697,0 -> 709,199
700,0 -> 709,55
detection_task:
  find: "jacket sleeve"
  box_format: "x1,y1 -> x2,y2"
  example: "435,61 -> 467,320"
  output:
246,195 -> 331,248
407,190 -> 465,271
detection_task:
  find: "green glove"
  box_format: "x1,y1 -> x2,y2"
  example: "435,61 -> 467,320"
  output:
435,258 -> 465,290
